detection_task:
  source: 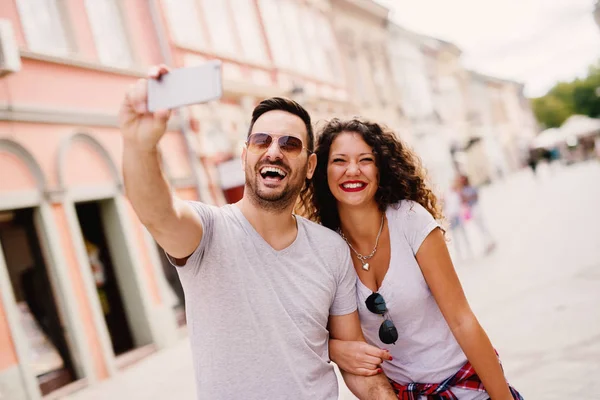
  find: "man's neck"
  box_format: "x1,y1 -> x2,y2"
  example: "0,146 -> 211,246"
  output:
338,202 -> 384,246
236,197 -> 298,250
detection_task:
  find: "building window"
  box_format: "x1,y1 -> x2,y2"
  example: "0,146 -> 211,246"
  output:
84,0 -> 133,68
200,0 -> 238,56
16,0 -> 72,56
258,0 -> 292,69
348,52 -> 367,102
315,12 -> 343,84
161,0 -> 207,50
229,0 -> 268,62
278,1 -> 312,74
299,7 -> 329,80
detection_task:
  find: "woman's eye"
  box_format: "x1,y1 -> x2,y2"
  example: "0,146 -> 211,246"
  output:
360,158 -> 374,163
332,158 -> 346,163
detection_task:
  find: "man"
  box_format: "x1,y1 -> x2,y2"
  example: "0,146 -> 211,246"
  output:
119,65 -> 395,400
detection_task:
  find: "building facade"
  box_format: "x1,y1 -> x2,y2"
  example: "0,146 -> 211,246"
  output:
595,0 -> 600,31
387,24 -> 456,194
0,1 -> 200,399
330,0 -> 408,136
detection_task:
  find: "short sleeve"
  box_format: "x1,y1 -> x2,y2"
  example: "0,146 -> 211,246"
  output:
165,201 -> 216,268
399,201 -> 440,255
329,245 -> 358,316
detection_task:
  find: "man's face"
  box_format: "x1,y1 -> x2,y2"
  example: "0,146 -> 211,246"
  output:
242,110 -> 316,211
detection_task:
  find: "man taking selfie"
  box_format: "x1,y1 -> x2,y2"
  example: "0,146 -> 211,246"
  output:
118,65 -> 395,400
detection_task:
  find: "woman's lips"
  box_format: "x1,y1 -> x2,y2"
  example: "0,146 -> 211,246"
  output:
340,181 -> 367,192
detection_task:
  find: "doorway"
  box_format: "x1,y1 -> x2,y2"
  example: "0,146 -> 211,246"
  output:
74,201 -> 135,356
0,208 -> 76,396
156,243 -> 186,326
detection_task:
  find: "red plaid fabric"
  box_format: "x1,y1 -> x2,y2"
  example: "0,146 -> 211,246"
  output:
389,359 -> 523,400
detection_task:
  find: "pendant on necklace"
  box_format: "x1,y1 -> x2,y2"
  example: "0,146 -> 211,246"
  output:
362,262 -> 370,271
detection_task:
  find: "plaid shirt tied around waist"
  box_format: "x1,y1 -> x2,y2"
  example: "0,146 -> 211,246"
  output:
390,358 -> 523,400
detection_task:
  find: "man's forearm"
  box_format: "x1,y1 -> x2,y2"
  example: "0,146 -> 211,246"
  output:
341,370 -> 396,400
123,143 -> 176,228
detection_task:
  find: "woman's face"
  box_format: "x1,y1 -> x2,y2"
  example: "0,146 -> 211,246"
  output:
327,131 -> 379,208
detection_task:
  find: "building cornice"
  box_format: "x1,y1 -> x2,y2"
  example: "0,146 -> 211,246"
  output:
0,104 -> 180,131
332,0 -> 389,20
20,50 -> 146,77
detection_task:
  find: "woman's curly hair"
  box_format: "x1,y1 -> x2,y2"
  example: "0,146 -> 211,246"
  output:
299,118 -> 443,231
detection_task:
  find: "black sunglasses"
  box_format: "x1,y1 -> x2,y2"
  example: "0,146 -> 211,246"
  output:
365,292 -> 398,345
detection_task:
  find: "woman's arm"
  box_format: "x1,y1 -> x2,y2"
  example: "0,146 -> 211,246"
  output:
416,228 -> 513,400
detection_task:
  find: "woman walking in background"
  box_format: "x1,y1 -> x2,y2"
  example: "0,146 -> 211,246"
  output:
444,180 -> 472,260
302,118 -> 522,399
458,175 -> 496,255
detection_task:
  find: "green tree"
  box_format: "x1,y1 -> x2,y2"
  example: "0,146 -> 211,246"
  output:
531,94 -> 572,128
572,65 -> 600,118
531,61 -> 600,128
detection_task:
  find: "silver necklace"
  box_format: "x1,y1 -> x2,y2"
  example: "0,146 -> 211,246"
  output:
338,213 -> 385,271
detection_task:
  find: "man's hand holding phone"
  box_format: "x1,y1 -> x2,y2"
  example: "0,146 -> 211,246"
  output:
119,64 -> 172,152
118,61 -> 222,152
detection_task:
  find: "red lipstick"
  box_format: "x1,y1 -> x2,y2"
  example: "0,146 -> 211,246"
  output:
340,180 -> 367,192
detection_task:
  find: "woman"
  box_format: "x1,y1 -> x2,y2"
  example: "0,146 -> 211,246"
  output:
458,175 -> 496,255
301,118 -> 522,399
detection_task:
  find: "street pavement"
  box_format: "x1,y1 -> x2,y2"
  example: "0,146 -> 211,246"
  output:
64,161 -> 600,400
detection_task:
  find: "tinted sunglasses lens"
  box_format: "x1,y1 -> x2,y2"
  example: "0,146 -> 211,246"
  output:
379,319 -> 398,344
247,133 -> 272,153
278,136 -> 303,157
365,293 -> 387,315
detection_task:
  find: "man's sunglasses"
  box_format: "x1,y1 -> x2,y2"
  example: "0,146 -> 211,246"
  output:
365,292 -> 398,345
246,133 -> 311,159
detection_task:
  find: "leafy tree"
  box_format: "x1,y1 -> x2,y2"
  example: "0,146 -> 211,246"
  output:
531,93 -> 572,128
531,61 -> 600,128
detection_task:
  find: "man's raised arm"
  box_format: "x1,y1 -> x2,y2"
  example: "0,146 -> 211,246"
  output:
119,65 -> 203,263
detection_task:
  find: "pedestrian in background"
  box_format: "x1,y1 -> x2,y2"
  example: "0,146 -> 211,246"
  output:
303,118 -> 522,399
459,175 -> 496,255
445,180 -> 472,260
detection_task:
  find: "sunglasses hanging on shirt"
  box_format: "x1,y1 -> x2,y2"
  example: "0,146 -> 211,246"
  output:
365,292 -> 398,345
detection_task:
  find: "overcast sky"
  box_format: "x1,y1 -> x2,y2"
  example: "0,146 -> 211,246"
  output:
376,0 -> 600,98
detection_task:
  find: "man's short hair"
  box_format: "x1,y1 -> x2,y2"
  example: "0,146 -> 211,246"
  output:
247,97 -> 314,152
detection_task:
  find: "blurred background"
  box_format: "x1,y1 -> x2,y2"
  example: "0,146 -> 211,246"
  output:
0,1 -> 599,399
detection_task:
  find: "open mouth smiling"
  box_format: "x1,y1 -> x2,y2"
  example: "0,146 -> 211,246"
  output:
259,166 -> 288,181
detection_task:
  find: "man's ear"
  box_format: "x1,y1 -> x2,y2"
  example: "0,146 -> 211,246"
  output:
306,152 -> 317,180
241,147 -> 247,170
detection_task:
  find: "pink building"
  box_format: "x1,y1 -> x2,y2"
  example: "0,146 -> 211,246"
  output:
0,1 -> 352,399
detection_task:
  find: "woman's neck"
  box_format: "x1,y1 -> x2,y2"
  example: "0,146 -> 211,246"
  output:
338,202 -> 384,246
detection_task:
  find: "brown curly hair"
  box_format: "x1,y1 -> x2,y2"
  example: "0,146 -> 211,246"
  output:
299,118 -> 443,231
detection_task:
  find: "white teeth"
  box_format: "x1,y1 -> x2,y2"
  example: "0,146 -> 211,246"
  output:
260,166 -> 287,177
342,182 -> 365,189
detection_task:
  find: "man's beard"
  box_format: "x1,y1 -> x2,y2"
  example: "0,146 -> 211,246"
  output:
245,160 -> 307,212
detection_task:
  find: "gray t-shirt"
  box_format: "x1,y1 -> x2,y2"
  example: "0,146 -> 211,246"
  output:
169,202 -> 357,400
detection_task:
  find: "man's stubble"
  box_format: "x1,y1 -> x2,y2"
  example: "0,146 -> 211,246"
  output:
244,159 -> 308,212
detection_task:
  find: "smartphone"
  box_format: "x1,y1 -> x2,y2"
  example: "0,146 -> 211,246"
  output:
147,60 -> 223,112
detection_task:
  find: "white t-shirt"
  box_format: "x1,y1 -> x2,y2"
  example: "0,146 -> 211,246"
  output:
355,200 -> 488,400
